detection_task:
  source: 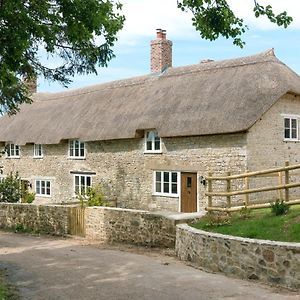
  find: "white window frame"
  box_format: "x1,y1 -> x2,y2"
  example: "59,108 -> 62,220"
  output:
73,174 -> 92,196
68,140 -> 86,159
6,143 -> 20,158
35,179 -> 51,197
283,115 -> 299,141
153,171 -> 180,197
144,130 -> 162,153
33,144 -> 43,158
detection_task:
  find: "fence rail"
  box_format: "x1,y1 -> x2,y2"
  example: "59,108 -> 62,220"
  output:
205,161 -> 300,212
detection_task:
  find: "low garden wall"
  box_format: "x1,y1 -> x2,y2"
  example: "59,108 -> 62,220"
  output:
176,224 -> 300,290
85,207 -> 176,248
0,203 -> 69,235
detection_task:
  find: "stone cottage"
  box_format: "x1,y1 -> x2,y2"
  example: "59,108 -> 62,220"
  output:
1,29 -> 300,212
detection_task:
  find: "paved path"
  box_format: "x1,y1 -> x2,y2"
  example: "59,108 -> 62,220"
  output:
0,231 -> 299,300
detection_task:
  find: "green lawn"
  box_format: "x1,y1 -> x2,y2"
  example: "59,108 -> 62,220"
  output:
191,205 -> 300,242
0,272 -> 18,300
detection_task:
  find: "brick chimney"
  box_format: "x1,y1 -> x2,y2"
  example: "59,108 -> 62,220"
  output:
150,29 -> 172,73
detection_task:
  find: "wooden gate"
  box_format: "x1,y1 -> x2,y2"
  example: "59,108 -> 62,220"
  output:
69,207 -> 85,237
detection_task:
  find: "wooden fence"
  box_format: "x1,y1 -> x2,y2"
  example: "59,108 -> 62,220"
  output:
205,161 -> 300,212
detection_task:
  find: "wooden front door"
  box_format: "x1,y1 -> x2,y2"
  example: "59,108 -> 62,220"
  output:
181,172 -> 197,212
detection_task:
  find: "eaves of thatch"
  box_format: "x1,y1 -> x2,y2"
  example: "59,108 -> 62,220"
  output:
1,49 -> 300,145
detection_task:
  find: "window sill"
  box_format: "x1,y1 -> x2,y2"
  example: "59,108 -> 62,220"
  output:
283,139 -> 299,142
33,156 -> 44,159
144,151 -> 162,154
153,193 -> 179,198
6,156 -> 20,159
35,195 -> 52,198
67,156 -> 86,160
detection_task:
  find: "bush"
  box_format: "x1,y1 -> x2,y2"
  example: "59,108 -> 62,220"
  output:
271,199 -> 289,216
0,172 -> 22,203
22,192 -> 35,204
77,185 -> 107,207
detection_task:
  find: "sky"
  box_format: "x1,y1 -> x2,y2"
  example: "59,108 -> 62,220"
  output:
39,0 -> 300,92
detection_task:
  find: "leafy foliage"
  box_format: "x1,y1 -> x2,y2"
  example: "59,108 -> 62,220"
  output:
177,0 -> 293,48
0,0 -> 125,114
77,185 -> 107,207
22,192 -> 35,204
271,199 -> 289,216
0,172 -> 22,203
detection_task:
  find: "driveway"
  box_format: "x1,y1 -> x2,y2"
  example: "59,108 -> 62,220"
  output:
0,231 -> 298,300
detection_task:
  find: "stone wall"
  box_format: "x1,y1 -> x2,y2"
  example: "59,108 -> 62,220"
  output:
0,203 -> 69,235
0,133 -> 247,211
85,207 -> 177,248
176,224 -> 300,290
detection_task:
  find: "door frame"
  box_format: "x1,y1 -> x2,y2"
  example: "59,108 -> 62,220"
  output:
179,172 -> 199,213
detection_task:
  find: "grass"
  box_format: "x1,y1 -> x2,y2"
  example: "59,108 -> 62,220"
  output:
0,271 -> 18,300
191,204 -> 300,242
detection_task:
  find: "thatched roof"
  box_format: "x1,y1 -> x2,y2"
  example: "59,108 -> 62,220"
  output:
1,49 -> 300,145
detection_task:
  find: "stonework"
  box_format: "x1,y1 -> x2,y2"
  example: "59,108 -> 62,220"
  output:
85,207 -> 176,248
176,224 -> 300,290
0,203 -> 69,235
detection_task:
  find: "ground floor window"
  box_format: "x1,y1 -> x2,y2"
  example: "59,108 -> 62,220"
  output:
153,171 -> 179,197
74,174 -> 92,195
35,180 -> 51,196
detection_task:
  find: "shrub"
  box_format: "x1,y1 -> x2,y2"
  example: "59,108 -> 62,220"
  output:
205,211 -> 231,227
271,199 -> 289,216
77,185 -> 107,207
0,172 -> 22,203
22,192 -> 35,204
239,206 -> 252,219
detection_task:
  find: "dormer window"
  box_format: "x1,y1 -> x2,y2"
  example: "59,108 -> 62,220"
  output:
145,130 -> 161,153
6,143 -> 20,158
33,144 -> 43,158
69,140 -> 85,159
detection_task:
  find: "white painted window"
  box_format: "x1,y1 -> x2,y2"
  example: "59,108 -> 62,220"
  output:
35,179 -> 51,197
74,174 -> 92,195
145,130 -> 161,153
153,171 -> 179,197
284,117 -> 298,141
69,140 -> 85,158
6,143 -> 20,158
33,144 -> 43,158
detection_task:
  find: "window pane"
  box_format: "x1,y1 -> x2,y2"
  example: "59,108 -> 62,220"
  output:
46,181 -> 51,195
80,143 -> 85,157
172,183 -> 177,194
292,128 -> 297,139
163,172 -> 169,183
146,141 -> 152,151
41,181 -> 45,194
163,183 -> 169,193
187,177 -> 192,188
284,118 -> 290,129
86,176 -> 91,187
75,176 -> 79,194
75,148 -> 79,157
156,172 -> 161,182
292,119 -> 297,129
171,172 -> 177,183
15,145 -> 19,156
285,129 -> 290,139
156,182 -> 161,193
154,140 -> 160,150
36,181 -> 40,194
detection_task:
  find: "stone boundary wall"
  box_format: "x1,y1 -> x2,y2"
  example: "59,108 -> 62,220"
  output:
85,207 -> 176,248
176,224 -> 300,290
0,203 -> 69,235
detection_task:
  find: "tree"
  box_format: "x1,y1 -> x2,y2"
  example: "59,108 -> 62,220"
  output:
0,0 -> 125,114
0,1 -> 292,115
177,0 -> 293,47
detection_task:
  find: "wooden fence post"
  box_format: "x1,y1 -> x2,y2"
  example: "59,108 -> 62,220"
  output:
244,176 -> 249,207
285,161 -> 290,202
226,172 -> 231,208
207,172 -> 212,209
278,171 -> 283,200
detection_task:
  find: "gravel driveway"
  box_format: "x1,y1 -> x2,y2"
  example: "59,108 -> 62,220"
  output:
0,231 -> 299,300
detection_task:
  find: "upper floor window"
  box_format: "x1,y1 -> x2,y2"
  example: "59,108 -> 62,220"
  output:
145,130 -> 161,153
35,179 -> 51,197
69,140 -> 85,158
6,143 -> 20,158
153,171 -> 179,197
284,117 -> 298,141
33,144 -> 43,158
74,174 -> 92,195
